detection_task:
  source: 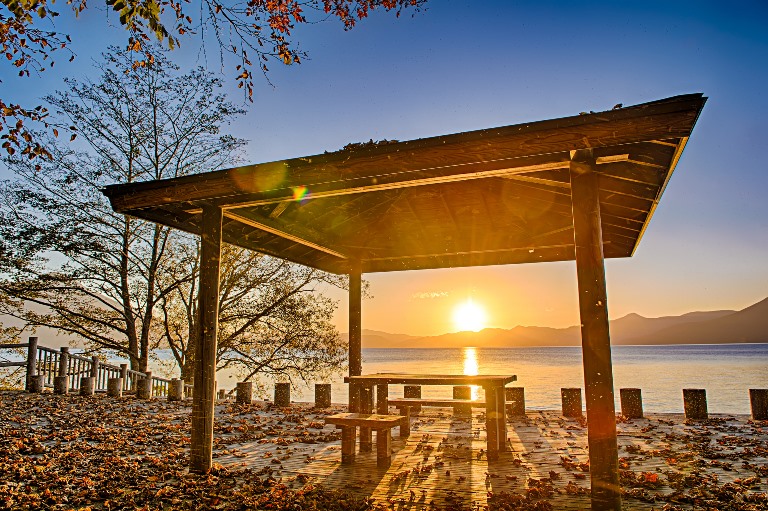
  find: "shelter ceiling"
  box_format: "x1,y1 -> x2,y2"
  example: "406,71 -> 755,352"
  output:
103,94 -> 706,274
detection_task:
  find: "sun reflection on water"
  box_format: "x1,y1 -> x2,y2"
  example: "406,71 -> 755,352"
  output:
463,347 -> 480,401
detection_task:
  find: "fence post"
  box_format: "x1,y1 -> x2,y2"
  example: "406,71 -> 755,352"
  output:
138,371 -> 153,399
25,336 -> 38,391
107,378 -> 123,398
119,364 -> 129,391
90,355 -> 100,390
54,347 -> 70,395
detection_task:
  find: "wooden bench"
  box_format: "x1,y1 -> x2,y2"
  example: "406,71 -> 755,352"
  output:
386,398 -> 488,437
325,413 -> 406,467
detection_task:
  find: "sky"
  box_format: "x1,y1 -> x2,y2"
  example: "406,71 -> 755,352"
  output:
2,0 -> 767,336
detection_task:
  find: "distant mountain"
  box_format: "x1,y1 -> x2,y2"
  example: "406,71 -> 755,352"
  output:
351,298 -> 768,348
626,296 -> 768,345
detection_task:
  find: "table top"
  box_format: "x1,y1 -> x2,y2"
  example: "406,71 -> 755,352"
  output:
344,373 -> 516,386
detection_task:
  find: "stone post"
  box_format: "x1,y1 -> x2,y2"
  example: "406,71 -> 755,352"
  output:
274,382 -> 290,407
237,382 -> 253,404
137,371 -> 153,400
107,377 -> 123,398
683,389 -> 708,420
168,379 -> 184,401
619,388 -> 644,419
315,384 -> 331,408
505,387 -> 526,417
750,389 -> 768,420
561,388 -> 583,418
29,374 -> 45,393
54,347 -> 69,395
80,376 -> 95,396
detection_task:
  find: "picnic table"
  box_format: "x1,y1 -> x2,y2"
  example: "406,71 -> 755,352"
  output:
345,373 -> 516,460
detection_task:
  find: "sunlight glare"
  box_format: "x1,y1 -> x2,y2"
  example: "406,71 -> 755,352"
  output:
462,347 -> 480,400
453,299 -> 487,332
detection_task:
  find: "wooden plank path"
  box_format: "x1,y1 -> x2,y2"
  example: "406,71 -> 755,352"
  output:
2,392 -> 766,510
215,405 -> 768,510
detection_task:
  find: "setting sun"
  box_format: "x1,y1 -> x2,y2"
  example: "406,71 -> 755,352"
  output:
453,299 -> 487,332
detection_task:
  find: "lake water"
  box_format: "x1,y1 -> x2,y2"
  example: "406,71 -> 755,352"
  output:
240,344 -> 768,414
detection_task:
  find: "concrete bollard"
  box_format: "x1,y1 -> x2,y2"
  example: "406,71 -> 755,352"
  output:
749,389 -> 768,420
137,372 -> 153,400
168,379 -> 184,401
561,388 -> 583,418
54,375 -> 69,395
620,388 -> 644,419
274,382 -> 290,407
237,382 -> 253,404
80,376 -> 95,396
683,389 -> 708,420
453,385 -> 471,415
404,385 -> 422,411
107,377 -> 123,398
505,387 -> 526,417
315,384 -> 332,408
29,374 -> 45,393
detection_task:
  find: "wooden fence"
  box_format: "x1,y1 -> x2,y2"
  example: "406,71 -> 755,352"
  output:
0,336 -> 192,399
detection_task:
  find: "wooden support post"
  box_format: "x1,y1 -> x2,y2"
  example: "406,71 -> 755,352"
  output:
237,382 -> 253,404
315,384 -> 332,408
683,389 -> 708,419
750,389 -> 768,420
620,388 -> 644,419
484,386 -> 499,460
496,384 -> 507,451
191,204 -> 222,473
340,426 -> 356,464
168,379 -> 184,401
376,383 -> 388,414
399,406 -> 411,438
376,426 -> 393,467
108,377 -> 123,398
570,150 -> 621,511
25,336 -> 38,391
359,386 -> 373,452
348,260 -> 362,413
561,388 -> 583,418
453,385 -> 471,415
90,355 -> 100,378
505,387 -> 526,417
274,382 -> 291,407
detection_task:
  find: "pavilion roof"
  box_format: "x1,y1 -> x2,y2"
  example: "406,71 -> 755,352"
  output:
103,93 -> 706,274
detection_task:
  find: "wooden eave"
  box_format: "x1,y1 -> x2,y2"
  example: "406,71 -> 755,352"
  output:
102,93 -> 706,274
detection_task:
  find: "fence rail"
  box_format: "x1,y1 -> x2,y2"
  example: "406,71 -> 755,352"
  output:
1,337 -> 193,399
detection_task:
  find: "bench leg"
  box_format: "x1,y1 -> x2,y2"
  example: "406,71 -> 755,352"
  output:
376,428 -> 392,468
359,386 -> 373,452
485,387 -> 500,461
398,406 -> 411,438
340,426 -> 356,464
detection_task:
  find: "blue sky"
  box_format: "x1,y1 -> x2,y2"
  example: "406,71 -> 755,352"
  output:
3,0 -> 767,334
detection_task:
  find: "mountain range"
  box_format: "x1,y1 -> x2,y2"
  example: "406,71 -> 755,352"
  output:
344,296 -> 768,348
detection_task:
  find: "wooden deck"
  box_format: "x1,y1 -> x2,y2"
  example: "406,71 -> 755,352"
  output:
214,404 -> 768,510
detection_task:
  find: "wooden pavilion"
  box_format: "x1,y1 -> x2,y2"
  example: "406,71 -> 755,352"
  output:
103,93 -> 706,510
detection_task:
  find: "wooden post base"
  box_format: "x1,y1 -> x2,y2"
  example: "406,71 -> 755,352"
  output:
376,428 -> 392,467
750,389 -> 768,420
168,379 -> 184,401
620,388 -> 643,418
80,377 -> 95,396
54,376 -> 68,395
274,382 -> 290,407
28,375 -> 45,393
683,389 -> 708,420
237,381 -> 253,404
399,406 -> 411,438
315,384 -> 332,408
339,426 -> 356,464
561,388 -> 583,418
505,387 -> 526,417
107,377 -> 123,398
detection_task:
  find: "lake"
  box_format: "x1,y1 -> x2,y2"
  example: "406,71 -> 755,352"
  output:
233,344 -> 768,414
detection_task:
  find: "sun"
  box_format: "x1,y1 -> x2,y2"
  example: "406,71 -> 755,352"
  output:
453,299 -> 487,332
